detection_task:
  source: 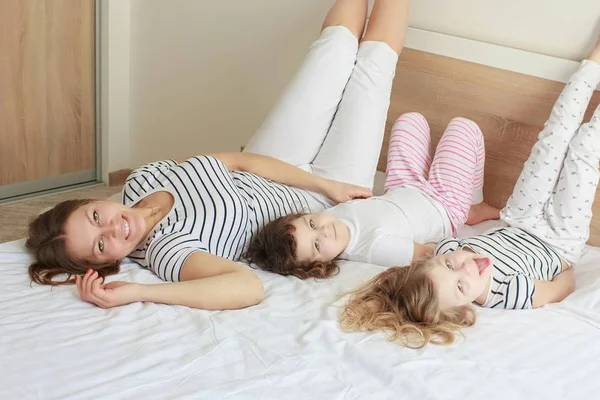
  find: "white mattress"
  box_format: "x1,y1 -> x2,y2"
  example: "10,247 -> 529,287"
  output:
1,220 -> 600,400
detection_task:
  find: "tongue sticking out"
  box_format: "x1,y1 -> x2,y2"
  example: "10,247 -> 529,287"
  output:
474,257 -> 491,276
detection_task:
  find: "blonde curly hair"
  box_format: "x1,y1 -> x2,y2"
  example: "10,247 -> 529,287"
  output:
339,257 -> 476,348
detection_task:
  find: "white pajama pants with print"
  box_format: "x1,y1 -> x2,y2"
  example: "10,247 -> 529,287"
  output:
501,60 -> 600,264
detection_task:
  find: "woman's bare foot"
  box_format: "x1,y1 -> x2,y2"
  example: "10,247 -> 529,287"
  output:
466,202 -> 500,226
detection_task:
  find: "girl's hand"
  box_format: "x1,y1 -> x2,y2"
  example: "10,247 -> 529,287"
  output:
321,179 -> 372,204
75,269 -> 141,309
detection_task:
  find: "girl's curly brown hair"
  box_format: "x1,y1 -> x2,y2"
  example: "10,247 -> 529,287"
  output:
245,213 -> 339,279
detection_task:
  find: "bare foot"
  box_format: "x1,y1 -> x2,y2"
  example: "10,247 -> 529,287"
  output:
589,32 -> 600,64
466,202 -> 500,226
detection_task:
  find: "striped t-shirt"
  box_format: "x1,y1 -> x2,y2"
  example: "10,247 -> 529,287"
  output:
435,226 -> 564,309
122,156 -> 319,282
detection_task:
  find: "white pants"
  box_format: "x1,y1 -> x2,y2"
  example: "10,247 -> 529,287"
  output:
501,60 -> 600,264
243,26 -> 399,210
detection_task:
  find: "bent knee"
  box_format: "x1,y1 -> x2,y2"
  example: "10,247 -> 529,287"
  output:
394,112 -> 428,128
447,117 -> 483,140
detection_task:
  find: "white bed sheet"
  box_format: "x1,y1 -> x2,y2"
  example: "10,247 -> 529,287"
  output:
1,220 -> 600,400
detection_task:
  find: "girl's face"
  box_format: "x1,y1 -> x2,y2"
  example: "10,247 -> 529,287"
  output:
64,201 -> 148,264
291,212 -> 350,264
426,249 -> 492,309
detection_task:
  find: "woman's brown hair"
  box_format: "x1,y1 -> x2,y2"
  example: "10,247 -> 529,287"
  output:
245,213 -> 339,279
26,199 -> 120,286
340,257 -> 476,348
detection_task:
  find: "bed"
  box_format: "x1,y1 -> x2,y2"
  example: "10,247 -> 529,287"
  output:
2,218 -> 600,399
2,50 -> 600,400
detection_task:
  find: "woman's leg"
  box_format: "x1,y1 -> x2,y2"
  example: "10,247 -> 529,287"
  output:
383,113 -> 432,191
423,118 -> 486,233
501,60 -> 600,227
310,0 -> 409,189
243,0 -> 368,167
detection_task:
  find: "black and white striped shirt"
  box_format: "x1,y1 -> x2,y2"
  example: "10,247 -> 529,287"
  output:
122,156 -> 314,281
435,227 -> 564,309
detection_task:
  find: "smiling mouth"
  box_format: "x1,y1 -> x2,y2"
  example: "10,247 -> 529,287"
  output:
123,216 -> 130,240
332,222 -> 336,239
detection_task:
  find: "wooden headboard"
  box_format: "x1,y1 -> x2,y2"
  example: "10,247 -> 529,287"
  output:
379,49 -> 600,246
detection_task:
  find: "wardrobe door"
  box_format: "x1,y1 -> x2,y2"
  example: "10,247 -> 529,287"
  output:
0,0 -> 96,200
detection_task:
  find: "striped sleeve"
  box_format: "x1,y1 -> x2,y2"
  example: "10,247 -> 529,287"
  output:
122,160 -> 177,205
146,233 -> 208,282
435,238 -> 461,255
490,274 -> 535,310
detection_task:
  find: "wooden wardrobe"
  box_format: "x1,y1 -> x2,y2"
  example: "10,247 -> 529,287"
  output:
0,0 -> 97,201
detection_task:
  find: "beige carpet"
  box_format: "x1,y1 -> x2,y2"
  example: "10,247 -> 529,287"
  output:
0,185 -> 122,243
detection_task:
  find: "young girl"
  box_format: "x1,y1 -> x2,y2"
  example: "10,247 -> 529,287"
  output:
25,0 -> 410,310
246,113 -> 500,278
340,41 -> 600,348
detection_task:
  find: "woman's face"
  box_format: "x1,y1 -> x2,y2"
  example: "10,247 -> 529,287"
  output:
64,201 -> 148,264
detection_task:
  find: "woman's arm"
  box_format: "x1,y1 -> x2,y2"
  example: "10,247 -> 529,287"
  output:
212,152 -> 327,194
140,252 -> 263,309
210,152 -> 372,203
76,252 -> 264,310
532,268 -> 575,308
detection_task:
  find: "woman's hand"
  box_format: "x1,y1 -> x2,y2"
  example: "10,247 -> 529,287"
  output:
75,269 -> 141,309
320,179 -> 372,204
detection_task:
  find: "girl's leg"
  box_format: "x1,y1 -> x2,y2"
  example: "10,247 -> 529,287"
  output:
424,118 -> 486,233
383,113 -> 432,191
243,0 -> 368,167
501,60 -> 600,226
516,93 -> 600,263
535,101 -> 600,264
310,0 -> 409,189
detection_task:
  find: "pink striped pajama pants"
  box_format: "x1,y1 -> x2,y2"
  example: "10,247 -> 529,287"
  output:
384,112 -> 485,234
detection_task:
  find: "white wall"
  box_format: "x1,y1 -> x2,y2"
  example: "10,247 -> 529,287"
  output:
128,0 -> 333,167
105,0 -> 600,172
100,0 -> 131,181
409,0 -> 600,61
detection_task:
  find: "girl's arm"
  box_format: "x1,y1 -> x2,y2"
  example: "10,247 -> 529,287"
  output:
413,242 -> 435,261
532,268 -> 575,308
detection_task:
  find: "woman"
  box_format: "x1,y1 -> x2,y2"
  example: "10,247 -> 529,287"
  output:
26,0 -> 411,310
